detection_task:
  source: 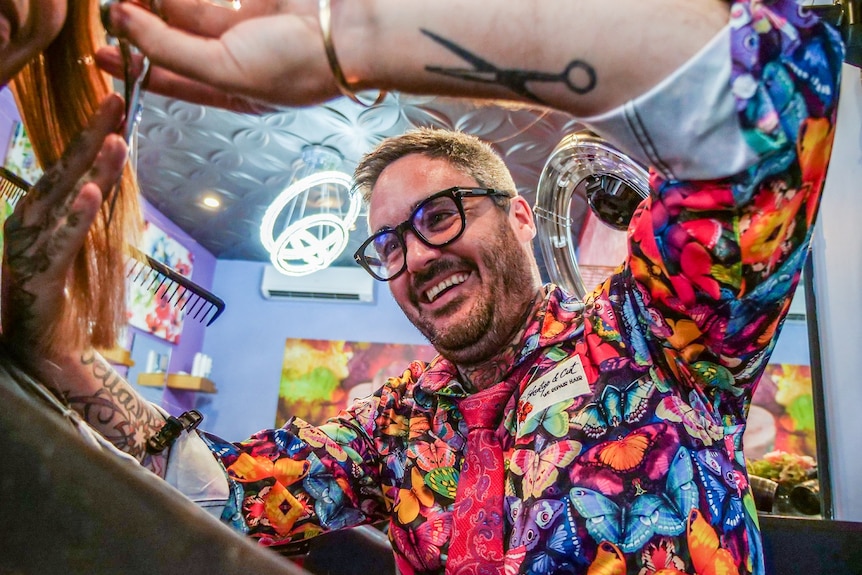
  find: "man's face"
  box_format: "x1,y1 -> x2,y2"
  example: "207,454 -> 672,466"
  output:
368,154 -> 539,366
0,0 -> 66,85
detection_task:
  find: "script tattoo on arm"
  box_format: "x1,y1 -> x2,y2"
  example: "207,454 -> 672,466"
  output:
71,350 -> 167,471
420,28 -> 597,104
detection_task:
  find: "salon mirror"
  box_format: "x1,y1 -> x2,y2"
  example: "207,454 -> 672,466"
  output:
534,131 -> 649,299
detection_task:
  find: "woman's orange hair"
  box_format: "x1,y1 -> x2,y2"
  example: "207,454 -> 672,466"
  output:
10,0 -> 141,353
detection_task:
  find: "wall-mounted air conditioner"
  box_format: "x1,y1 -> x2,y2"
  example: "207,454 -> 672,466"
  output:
261,265 -> 375,303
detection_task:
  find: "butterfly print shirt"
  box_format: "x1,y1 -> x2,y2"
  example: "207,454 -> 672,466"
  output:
193,3 -> 843,574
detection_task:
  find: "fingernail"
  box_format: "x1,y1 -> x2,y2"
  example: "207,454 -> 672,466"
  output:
99,93 -> 125,118
105,3 -> 127,36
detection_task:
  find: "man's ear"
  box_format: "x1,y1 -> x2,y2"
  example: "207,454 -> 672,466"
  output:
509,195 -> 537,242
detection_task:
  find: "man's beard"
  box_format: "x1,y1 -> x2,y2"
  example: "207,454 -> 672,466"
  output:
401,226 -> 537,366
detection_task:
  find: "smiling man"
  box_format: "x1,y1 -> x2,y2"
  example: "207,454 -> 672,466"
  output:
357,135 -> 542,376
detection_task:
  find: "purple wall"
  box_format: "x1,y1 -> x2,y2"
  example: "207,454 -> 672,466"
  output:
0,89 -> 17,155
136,198 -> 217,414
198,259 -> 428,440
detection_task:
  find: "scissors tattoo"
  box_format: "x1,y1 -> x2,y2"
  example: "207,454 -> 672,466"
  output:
421,29 -> 597,103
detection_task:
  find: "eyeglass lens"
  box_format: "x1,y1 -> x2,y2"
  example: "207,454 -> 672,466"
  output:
364,193 -> 466,279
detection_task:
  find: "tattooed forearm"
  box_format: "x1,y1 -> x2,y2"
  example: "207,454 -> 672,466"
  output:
74,350 -> 166,461
85,352 -> 152,420
420,28 -> 597,103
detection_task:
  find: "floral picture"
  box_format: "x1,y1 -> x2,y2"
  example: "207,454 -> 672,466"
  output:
276,338 -> 437,427
4,121 -> 43,185
743,363 -> 817,462
127,220 -> 194,343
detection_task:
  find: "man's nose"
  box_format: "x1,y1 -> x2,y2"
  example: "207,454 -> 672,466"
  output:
403,231 -> 440,273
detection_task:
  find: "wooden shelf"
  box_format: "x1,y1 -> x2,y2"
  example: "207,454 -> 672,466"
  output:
166,374 -> 217,393
98,347 -> 135,367
136,373 -> 217,393
137,372 -> 166,388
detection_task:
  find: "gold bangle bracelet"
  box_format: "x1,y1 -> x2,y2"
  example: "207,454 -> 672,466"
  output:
318,0 -> 387,107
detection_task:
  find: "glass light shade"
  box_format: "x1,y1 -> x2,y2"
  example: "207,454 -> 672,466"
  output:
260,169 -> 360,276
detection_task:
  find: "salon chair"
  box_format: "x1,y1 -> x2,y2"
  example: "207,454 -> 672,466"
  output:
0,343 -> 308,575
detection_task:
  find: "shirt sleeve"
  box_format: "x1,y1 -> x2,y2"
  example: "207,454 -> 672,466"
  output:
163,426 -> 231,519
581,25 -> 759,182
616,14 -> 843,403
193,392 -> 389,550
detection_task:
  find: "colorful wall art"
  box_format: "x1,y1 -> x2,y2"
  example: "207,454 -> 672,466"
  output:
3,121 -> 42,185
127,220 -> 195,343
744,363 -> 817,461
276,338 -> 437,427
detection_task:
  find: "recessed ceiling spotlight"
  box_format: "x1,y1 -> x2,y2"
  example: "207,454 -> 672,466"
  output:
202,195 -> 221,209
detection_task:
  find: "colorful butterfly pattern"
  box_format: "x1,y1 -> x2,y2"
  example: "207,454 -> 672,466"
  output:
389,511 -> 453,574
508,497 -> 586,574
570,376 -> 656,438
510,440 -> 582,499
507,497 -> 565,552
197,4 -> 842,573
569,446 -> 698,555
693,449 -> 746,532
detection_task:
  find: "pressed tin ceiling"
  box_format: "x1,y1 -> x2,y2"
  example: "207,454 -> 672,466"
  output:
134,91 -> 586,271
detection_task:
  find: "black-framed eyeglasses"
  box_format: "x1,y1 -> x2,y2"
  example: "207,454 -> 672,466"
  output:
354,186 -> 511,281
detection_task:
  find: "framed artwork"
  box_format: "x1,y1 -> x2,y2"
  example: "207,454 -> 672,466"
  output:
744,363 -> 817,461
1,121 -> 39,247
127,220 -> 195,343
3,121 -> 43,185
276,338 -> 437,427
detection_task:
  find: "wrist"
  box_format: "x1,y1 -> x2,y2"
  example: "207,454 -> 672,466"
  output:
326,0 -> 383,94
319,0 -> 377,105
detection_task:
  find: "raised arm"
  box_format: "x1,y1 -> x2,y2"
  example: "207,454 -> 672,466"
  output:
1,94 -> 169,476
98,0 -> 730,117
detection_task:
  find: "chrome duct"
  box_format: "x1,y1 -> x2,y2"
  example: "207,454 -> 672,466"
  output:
534,131 -> 650,299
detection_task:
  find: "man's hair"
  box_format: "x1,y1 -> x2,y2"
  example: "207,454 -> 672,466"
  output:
352,128 -> 518,204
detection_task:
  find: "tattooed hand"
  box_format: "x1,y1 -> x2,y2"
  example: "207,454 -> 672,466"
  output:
1,94 -> 127,361
1,94 -> 169,472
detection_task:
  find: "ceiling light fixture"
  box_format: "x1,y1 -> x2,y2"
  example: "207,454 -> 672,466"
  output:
260,145 -> 361,276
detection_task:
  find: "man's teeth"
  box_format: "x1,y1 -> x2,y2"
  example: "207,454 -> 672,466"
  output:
426,273 -> 469,303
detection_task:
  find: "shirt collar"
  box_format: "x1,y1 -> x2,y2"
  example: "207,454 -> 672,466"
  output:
417,284 -> 584,396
